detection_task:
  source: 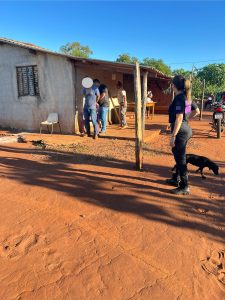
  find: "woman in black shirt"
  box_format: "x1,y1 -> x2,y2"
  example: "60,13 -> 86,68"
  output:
167,75 -> 199,195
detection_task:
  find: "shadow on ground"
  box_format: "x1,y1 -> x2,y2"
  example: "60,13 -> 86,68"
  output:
0,144 -> 224,245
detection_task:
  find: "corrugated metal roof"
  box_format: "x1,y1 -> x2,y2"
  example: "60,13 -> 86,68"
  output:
0,37 -> 171,79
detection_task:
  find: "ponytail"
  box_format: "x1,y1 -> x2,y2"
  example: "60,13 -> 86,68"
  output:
184,79 -> 192,102
173,75 -> 192,103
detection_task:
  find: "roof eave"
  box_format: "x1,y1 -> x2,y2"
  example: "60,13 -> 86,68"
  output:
0,37 -> 171,79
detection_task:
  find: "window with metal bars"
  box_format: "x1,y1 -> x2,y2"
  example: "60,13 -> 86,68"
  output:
16,65 -> 40,97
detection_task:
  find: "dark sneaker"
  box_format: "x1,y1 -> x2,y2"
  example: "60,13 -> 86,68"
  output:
87,134 -> 92,137
166,178 -> 180,187
171,187 -> 190,195
93,134 -> 99,140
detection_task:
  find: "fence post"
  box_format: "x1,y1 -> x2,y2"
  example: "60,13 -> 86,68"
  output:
134,62 -> 143,170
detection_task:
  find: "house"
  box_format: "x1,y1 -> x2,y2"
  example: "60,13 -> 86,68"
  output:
0,37 -> 172,133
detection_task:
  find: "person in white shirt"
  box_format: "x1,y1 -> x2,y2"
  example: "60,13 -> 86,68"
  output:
146,90 -> 153,118
117,81 -> 128,129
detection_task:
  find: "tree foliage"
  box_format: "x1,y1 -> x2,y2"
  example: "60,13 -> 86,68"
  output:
192,77 -> 204,99
116,53 -> 139,64
60,42 -> 93,58
116,55 -> 172,76
141,58 -> 172,76
173,68 -> 191,77
197,64 -> 225,94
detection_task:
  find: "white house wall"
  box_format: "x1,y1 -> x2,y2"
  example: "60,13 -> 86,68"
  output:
0,44 -> 75,133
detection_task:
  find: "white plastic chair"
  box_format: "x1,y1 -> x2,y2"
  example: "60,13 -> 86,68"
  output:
40,113 -> 62,134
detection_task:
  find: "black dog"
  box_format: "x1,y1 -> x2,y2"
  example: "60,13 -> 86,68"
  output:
172,154 -> 219,179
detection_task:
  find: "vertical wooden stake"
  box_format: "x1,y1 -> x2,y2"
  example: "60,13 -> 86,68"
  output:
134,62 -> 143,170
199,79 -> 206,120
142,71 -> 148,139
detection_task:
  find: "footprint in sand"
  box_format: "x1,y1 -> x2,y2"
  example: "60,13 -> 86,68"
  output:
0,232 -> 39,259
40,248 -> 62,272
201,250 -> 225,292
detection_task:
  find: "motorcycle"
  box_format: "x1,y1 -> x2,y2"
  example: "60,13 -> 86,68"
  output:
211,103 -> 225,138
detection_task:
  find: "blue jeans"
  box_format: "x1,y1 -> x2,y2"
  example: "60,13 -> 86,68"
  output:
84,107 -> 99,135
98,106 -> 108,133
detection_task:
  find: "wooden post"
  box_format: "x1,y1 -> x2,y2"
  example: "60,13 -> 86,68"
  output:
134,62 -> 143,170
199,79 -> 206,120
142,71 -> 148,138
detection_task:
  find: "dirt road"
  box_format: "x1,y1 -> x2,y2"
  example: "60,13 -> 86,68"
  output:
0,114 -> 224,299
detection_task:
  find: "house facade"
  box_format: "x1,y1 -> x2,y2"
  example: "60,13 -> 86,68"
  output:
0,38 -> 172,133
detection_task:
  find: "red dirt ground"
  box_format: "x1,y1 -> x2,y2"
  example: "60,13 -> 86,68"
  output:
0,113 -> 224,300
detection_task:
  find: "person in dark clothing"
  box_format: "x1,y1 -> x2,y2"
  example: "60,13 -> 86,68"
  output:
82,79 -> 100,139
204,96 -> 212,110
166,75 -> 200,195
98,84 -> 109,135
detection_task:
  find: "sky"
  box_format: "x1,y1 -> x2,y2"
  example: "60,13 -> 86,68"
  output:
1,1 -> 225,70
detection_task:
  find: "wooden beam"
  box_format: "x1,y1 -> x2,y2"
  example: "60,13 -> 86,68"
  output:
134,62 -> 143,170
142,71 -> 148,137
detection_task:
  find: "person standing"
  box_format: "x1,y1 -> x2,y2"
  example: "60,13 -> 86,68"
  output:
83,79 -> 100,139
93,79 -> 101,117
166,75 -> 199,195
146,90 -> 153,118
204,95 -> 212,110
98,84 -> 109,135
117,81 -> 128,129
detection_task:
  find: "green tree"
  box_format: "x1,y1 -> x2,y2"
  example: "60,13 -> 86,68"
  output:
60,42 -> 93,58
173,68 -> 191,77
142,58 -> 172,76
197,63 -> 225,94
116,53 -> 139,64
192,77 -> 204,99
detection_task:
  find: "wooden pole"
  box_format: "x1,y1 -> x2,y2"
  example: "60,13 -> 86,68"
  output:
134,62 -> 143,170
142,71 -> 148,138
199,79 -> 206,120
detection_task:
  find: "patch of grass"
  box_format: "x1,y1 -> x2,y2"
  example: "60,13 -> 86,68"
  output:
46,142 -> 90,153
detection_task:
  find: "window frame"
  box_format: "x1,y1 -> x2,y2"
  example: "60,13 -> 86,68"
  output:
16,65 -> 40,97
